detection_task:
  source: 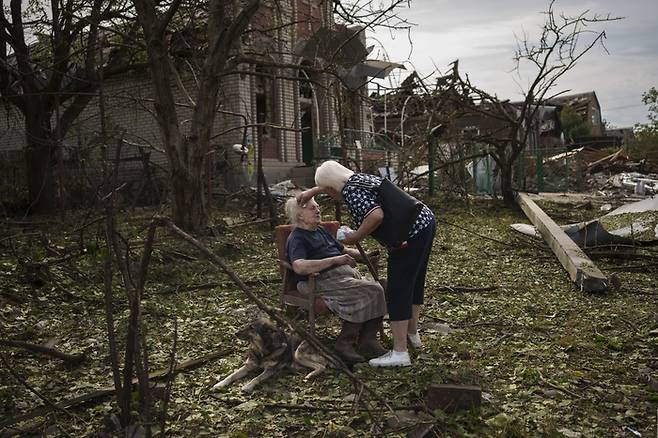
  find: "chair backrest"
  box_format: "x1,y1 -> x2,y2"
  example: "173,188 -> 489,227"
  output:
274,221 -> 340,292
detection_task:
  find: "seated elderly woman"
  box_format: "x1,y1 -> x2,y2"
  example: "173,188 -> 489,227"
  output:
284,196 -> 387,363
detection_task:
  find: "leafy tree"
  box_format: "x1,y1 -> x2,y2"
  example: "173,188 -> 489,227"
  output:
560,104 -> 591,142
632,87 -> 658,162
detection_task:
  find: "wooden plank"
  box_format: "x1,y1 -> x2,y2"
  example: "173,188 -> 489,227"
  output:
425,384 -> 482,413
515,192 -> 608,293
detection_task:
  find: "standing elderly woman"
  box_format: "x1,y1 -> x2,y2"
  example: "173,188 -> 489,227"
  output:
284,197 -> 387,363
297,160 -> 436,367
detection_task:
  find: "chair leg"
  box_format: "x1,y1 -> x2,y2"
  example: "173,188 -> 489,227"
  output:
308,276 -> 316,336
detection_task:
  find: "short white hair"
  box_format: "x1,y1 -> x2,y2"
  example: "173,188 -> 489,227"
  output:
285,197 -> 303,224
314,160 -> 354,192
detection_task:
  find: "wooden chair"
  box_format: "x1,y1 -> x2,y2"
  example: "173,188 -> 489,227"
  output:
274,221 -> 340,335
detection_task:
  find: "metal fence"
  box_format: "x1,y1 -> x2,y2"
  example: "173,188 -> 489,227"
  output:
314,129 -> 397,174
515,146 -> 586,193
450,145 -> 588,196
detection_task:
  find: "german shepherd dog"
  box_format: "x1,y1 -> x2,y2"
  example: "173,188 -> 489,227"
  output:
212,318 -> 330,392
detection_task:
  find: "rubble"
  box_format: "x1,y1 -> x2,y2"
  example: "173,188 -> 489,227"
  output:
512,195 -> 658,248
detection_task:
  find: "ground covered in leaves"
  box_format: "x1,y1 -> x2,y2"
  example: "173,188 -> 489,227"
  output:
1,195 -> 657,437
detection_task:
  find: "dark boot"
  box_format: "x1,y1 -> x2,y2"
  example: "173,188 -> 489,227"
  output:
335,320 -> 366,363
358,317 -> 387,359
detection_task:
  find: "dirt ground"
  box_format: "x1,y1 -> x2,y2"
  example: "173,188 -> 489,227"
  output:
0,195 -> 656,436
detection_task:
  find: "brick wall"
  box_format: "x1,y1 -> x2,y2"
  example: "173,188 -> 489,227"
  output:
0,0 -> 373,196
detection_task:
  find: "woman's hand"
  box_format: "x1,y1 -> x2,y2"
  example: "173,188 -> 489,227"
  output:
340,231 -> 359,246
296,187 -> 323,205
335,254 -> 357,267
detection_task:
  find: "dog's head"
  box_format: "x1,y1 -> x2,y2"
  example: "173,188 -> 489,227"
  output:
236,318 -> 281,343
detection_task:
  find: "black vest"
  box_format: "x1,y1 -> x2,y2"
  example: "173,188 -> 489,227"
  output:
370,178 -> 423,247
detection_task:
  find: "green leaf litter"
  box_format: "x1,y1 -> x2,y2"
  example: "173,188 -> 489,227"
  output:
1,198 -> 656,436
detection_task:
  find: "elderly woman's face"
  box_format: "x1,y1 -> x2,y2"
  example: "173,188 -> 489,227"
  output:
298,200 -> 321,227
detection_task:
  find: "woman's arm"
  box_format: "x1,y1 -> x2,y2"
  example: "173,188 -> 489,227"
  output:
341,207 -> 384,245
291,254 -> 356,276
296,186 -> 327,205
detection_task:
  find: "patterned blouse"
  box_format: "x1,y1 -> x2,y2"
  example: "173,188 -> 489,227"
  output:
341,173 -> 434,241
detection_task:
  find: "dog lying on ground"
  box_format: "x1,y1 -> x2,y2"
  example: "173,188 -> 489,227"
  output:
212,318 -> 331,392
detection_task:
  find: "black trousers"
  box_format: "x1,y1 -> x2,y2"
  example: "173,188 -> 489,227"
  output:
386,219 -> 436,321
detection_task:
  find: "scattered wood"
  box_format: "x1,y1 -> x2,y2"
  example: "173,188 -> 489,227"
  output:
0,348 -> 232,429
0,340 -> 86,364
515,192 -> 609,293
425,384 -> 482,413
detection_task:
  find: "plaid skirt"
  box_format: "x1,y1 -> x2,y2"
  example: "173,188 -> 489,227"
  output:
298,265 -> 387,323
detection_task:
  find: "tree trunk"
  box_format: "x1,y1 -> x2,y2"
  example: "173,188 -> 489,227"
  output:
170,139 -> 208,232
500,160 -> 515,206
24,111 -> 59,215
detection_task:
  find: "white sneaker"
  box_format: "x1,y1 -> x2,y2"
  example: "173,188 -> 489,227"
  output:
368,350 -> 411,367
407,332 -> 422,349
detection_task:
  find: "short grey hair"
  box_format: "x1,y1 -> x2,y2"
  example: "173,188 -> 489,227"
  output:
315,160 -> 354,192
285,197 -> 303,224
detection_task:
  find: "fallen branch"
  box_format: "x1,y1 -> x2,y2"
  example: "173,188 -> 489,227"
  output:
0,351 -> 82,426
436,285 -> 498,293
608,262 -> 658,272
538,372 -> 583,400
261,402 -> 422,412
0,348 -> 232,429
229,217 -> 274,229
0,340 -> 86,364
156,217 -> 396,420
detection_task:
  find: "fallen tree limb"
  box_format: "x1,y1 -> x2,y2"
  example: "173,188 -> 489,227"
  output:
156,217 -> 396,423
0,351 -> 83,428
229,217 -> 274,229
0,340 -> 86,364
0,348 -> 232,429
436,285 -> 498,293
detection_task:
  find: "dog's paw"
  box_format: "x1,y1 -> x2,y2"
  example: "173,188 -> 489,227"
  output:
212,380 -> 230,390
240,383 -> 255,392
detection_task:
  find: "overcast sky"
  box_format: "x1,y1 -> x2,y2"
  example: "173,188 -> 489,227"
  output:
368,0 -> 658,128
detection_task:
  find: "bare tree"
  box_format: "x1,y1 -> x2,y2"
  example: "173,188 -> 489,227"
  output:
0,0 -> 138,214
376,2 -> 620,203
446,1 -> 620,204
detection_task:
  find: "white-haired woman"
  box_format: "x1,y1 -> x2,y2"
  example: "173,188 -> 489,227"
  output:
284,196 -> 387,363
297,160 -> 436,367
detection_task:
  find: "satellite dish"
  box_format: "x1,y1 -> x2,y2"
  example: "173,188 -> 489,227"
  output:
231,144 -> 248,155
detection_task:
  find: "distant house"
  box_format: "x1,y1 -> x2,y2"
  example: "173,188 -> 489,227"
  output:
605,127 -> 635,147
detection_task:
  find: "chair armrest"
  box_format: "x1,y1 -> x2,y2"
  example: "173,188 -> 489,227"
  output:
278,259 -> 293,270
358,249 -> 380,265
278,259 -> 319,277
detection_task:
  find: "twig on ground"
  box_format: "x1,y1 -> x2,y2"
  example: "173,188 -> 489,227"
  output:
0,351 -> 83,424
0,348 -> 232,429
436,285 -> 499,293
0,340 -> 85,364
160,317 -> 178,437
538,371 -> 583,399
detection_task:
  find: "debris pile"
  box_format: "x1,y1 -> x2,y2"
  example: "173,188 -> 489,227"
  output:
581,148 -> 658,195
512,196 -> 658,248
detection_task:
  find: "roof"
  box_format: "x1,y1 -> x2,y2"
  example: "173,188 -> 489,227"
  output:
546,91 -> 601,113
